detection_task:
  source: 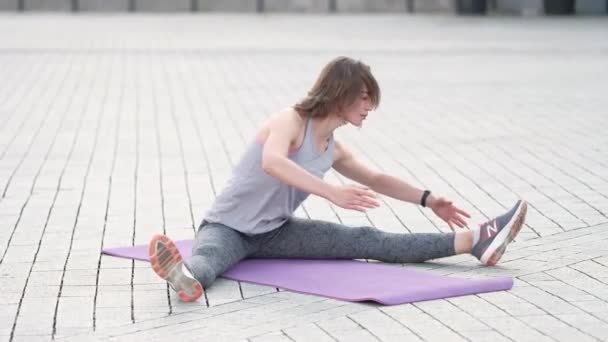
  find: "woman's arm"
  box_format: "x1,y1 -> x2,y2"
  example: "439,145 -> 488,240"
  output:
332,141 -> 426,205
333,141 -> 470,228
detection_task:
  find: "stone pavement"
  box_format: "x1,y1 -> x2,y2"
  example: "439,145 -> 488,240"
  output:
0,13 -> 607,342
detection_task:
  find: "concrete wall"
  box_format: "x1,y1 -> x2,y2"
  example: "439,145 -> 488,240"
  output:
80,0 -> 261,12
24,0 -> 72,11
577,0 -> 607,14
496,0 -> 543,15
134,0 -> 191,12
413,0 -> 454,13
497,0 -> 606,15
0,0 -> 18,10
264,0 -> 328,13
196,0 -> 257,12
79,0 -> 130,12
1,0 -> 606,14
337,0 -> 408,12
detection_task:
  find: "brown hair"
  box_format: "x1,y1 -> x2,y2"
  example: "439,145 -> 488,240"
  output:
294,56 -> 380,118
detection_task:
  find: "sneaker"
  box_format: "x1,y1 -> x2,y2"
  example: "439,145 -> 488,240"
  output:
472,200 -> 528,266
149,234 -> 204,302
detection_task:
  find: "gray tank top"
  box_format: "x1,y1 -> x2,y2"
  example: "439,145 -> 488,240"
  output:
204,117 -> 336,235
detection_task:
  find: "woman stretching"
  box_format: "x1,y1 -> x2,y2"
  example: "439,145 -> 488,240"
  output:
149,56 -> 528,302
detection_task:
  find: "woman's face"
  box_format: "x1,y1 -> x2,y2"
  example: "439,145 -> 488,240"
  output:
342,88 -> 373,128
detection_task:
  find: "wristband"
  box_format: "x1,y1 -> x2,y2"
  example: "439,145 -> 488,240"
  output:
421,190 -> 431,207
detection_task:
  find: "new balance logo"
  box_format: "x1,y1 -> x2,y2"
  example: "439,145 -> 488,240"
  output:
486,220 -> 499,236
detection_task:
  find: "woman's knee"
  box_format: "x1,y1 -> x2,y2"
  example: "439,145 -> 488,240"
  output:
185,256 -> 218,288
192,243 -> 223,258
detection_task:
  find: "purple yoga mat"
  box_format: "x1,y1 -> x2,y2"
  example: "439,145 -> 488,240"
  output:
102,240 -> 513,305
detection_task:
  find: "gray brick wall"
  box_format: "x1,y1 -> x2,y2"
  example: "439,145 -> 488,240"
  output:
79,0 -> 130,11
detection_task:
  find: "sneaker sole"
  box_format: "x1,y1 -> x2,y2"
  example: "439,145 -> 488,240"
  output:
481,200 -> 528,266
149,234 -> 204,302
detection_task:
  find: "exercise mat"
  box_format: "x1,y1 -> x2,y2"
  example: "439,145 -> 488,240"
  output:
102,240 -> 513,305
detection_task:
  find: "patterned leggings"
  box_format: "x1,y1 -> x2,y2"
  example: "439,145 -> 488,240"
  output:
184,217 -> 456,288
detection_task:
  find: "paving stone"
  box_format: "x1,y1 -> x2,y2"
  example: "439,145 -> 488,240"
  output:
349,309 -> 422,340
458,330 -> 512,342
249,331 -> 293,342
523,314 -> 599,342
316,316 -> 383,341
11,335 -> 54,342
482,316 -> 555,342
282,323 -> 338,341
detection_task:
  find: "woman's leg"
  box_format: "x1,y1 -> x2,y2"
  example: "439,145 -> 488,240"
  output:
251,217 -> 460,263
183,223 -> 253,288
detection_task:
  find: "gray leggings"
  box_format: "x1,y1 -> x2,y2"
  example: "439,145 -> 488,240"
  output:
184,217 -> 456,288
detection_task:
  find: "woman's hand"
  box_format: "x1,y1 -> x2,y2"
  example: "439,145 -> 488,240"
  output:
328,184 -> 380,212
428,197 -> 471,231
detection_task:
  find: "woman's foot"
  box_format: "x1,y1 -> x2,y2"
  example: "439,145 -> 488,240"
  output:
149,234 -> 204,302
472,200 -> 528,266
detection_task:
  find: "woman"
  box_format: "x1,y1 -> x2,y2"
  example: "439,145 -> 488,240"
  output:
149,56 -> 528,302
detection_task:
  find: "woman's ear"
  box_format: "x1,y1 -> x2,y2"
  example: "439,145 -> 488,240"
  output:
336,105 -> 345,118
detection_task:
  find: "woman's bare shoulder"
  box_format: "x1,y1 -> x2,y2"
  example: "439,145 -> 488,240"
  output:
256,108 -> 306,143
269,108 -> 304,125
